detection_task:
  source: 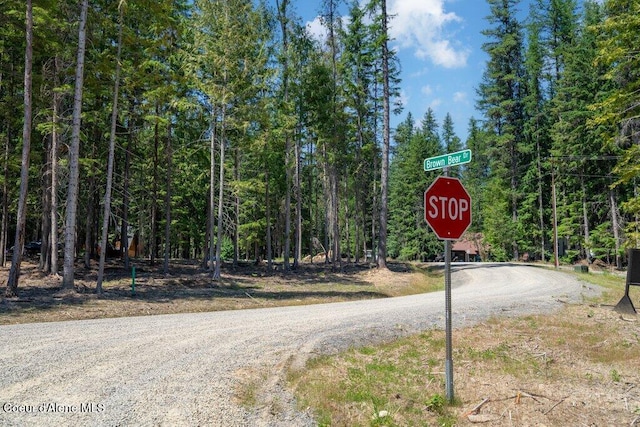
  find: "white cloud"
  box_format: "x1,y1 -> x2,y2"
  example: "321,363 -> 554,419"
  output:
453,91 -> 467,103
306,0 -> 468,69
410,67 -> 429,78
421,85 -> 433,96
429,98 -> 442,109
306,15 -> 352,45
398,89 -> 410,107
306,16 -> 327,42
389,0 -> 469,69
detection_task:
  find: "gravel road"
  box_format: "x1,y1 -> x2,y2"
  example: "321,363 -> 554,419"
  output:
0,263 -> 599,426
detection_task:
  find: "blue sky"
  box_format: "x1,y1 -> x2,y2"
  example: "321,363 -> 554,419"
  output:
282,0 -> 535,142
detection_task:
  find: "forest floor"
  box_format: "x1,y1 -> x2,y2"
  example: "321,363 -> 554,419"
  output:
0,258 -> 439,325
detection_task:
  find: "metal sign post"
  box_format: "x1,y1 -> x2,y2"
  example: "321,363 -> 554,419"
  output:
444,239 -> 453,402
423,152 -> 472,404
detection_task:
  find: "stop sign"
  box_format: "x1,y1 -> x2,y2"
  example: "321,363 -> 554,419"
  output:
424,176 -> 472,240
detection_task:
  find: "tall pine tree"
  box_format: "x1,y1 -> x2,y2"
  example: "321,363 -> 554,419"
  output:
477,0 -> 527,260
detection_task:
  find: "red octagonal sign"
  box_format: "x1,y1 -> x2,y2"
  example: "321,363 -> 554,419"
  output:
424,176 -> 472,240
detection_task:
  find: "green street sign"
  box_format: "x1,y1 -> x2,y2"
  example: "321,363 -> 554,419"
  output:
424,149 -> 472,171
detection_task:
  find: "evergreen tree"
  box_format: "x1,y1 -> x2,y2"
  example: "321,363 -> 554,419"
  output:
441,113 -> 462,178
0,1 -> 23,266
339,0 -> 377,261
96,1 -> 125,292
316,0 -> 346,268
420,109 -> 443,158
367,0 -> 392,269
477,0 -> 527,260
5,0 -> 33,297
463,118 -> 490,236
592,0 -> 640,250
533,0 -> 578,98
521,8 -> 551,260
2,0 -> 639,286
388,109 -> 443,260
551,0 -> 611,260
387,114 -> 415,259
442,113 -> 462,154
62,0 -> 89,290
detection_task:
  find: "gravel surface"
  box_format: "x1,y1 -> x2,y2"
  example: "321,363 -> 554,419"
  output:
0,263 -> 600,426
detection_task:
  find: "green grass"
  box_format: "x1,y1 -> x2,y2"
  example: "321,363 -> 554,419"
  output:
288,268 -> 640,426
289,331 -> 460,426
571,269 -> 628,303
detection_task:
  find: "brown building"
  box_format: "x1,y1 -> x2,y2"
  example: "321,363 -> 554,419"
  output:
451,239 -> 481,262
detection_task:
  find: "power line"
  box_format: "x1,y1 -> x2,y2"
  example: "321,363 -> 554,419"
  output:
546,155 -> 622,161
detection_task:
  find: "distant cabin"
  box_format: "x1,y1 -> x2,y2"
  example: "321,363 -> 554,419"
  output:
451,240 -> 481,262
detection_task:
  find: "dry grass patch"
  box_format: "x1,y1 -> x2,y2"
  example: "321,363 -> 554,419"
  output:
290,272 -> 640,426
0,260 -> 442,324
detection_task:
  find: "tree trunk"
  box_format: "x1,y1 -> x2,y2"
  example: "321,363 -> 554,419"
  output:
97,6 -> 123,293
330,166 -> 340,269
0,125 -> 9,268
344,168 -> 351,264
610,188 -> 622,269
233,145 -> 239,268
265,169 -> 273,271
581,173 -> 590,259
277,0 -> 292,273
0,66 -> 4,268
121,109 -> 132,270
370,118 -> 378,263
327,0 -> 341,271
6,0 -> 34,297
322,144 -> 330,264
50,55 -> 61,275
163,121 -> 172,275
208,108 -> 217,275
62,0 -> 89,290
40,134 -> 52,272
308,142 -> 315,264
294,130 -> 302,268
377,0 -> 390,270
151,108 -> 159,266
552,166 -> 559,268
511,143 -> 519,261
536,134 -> 544,262
214,104 -> 226,280
284,134 -> 292,270
354,111 -> 364,263
370,77 -> 382,263
83,137 -> 97,269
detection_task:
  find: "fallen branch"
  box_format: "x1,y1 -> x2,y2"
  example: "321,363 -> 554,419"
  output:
464,397 -> 490,417
244,292 -> 259,302
490,390 -> 549,404
522,391 -> 541,403
509,390 -> 548,403
543,396 -> 567,415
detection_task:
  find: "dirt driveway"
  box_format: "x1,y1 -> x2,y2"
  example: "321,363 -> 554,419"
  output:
0,263 -> 599,426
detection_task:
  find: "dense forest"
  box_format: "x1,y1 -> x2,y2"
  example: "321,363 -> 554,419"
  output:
1,0 -> 639,296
